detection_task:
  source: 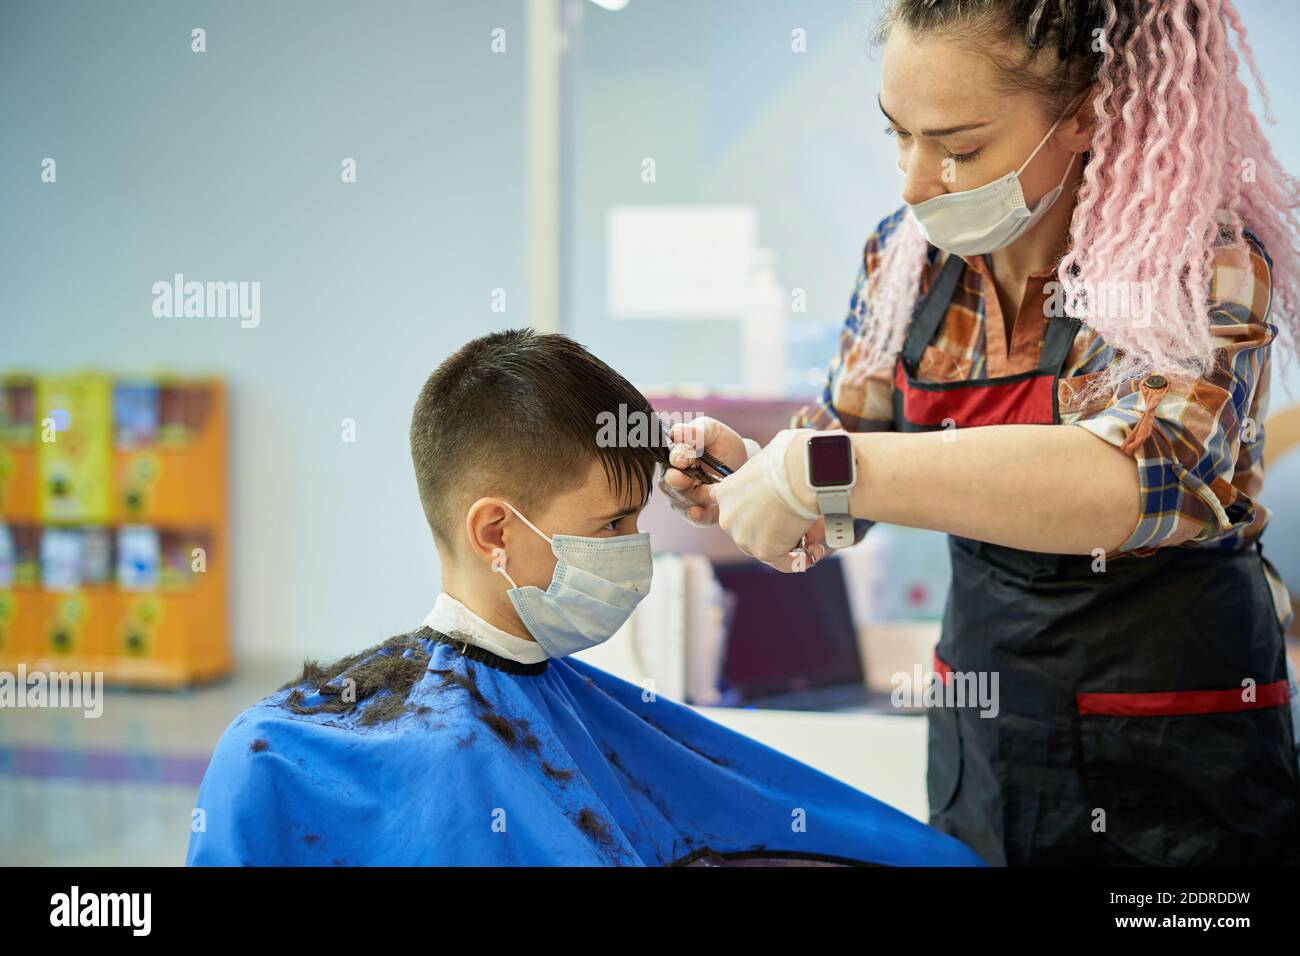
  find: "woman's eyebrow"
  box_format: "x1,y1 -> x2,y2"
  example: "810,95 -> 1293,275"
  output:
878,95 -> 994,137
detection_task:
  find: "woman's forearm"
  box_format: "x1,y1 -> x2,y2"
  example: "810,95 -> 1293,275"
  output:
791,425 -> 1141,555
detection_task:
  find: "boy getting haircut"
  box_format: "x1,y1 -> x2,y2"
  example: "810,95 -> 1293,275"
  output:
187,329 -> 984,867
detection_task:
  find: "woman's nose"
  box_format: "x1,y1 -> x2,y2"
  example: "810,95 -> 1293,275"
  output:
898,157 -> 947,206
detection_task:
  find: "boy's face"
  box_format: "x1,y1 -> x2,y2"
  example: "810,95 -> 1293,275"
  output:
487,456 -> 649,593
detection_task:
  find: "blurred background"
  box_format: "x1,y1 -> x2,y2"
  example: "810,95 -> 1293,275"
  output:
2,0 -> 1299,865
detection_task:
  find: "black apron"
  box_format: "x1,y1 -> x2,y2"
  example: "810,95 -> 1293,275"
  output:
890,252 -> 1300,866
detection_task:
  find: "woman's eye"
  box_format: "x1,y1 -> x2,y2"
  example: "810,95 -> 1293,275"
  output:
947,148 -> 983,164
883,125 -> 910,139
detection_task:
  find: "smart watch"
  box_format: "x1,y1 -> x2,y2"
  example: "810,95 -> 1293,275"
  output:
805,432 -> 857,548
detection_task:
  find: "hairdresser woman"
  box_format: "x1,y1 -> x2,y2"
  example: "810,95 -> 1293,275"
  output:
662,0 -> 1300,866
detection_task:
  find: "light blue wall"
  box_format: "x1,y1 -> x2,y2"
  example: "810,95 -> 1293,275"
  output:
1,0 -> 528,659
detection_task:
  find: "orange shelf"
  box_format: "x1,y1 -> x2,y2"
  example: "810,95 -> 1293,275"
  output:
0,374 -> 230,687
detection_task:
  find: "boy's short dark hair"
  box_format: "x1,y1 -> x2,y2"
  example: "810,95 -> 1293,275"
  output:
410,328 -> 665,551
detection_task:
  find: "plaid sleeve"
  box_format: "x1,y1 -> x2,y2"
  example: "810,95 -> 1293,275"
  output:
1070,235 -> 1276,558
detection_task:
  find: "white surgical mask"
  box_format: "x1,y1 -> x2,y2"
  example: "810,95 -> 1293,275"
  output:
904,99 -> 1081,257
491,501 -> 653,659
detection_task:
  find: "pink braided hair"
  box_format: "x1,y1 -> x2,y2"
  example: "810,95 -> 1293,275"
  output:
864,0 -> 1300,403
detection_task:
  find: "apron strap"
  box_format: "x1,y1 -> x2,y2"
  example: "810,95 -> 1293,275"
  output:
1037,309 -> 1084,376
900,252 -> 966,369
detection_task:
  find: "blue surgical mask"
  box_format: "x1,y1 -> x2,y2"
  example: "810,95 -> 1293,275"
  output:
491,501 -> 653,658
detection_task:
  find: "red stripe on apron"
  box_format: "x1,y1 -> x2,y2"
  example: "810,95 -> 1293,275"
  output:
1076,679 -> 1290,717
933,650 -> 953,684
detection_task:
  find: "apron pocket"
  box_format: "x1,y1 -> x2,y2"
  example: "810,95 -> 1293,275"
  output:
926,653 -> 963,818
1077,694 -> 1298,866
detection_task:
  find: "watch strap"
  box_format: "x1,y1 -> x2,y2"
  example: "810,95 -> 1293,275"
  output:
815,489 -> 850,515
816,490 -> 854,549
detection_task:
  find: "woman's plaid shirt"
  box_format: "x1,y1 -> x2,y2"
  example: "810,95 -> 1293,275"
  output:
795,207 -> 1281,573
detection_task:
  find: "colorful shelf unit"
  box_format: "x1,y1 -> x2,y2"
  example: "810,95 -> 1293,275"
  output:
0,372 -> 230,687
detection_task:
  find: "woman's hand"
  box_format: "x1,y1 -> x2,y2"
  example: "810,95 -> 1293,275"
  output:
763,517 -> 831,573
659,417 -> 750,527
709,429 -> 821,566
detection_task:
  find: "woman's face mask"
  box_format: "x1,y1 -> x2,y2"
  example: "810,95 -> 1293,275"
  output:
490,500 -> 653,659
904,97 -> 1081,257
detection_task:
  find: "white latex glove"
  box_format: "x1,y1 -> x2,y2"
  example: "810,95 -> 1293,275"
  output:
767,516 -> 830,574
659,417 -> 754,527
709,428 -> 821,567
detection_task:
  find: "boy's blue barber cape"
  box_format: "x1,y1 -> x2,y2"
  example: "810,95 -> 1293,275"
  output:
187,628 -> 985,866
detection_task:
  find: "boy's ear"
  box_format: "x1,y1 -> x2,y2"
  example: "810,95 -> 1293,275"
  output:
464,498 -> 509,563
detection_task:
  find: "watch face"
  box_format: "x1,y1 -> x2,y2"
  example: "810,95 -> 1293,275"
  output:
808,434 -> 853,487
